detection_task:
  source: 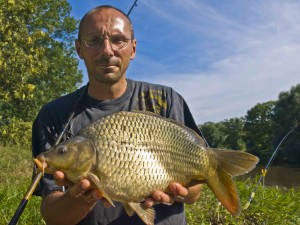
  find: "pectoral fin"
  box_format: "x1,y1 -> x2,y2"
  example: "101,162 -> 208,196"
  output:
87,173 -> 115,207
125,202 -> 155,225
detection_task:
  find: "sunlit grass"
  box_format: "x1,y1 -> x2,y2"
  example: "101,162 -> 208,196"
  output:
0,145 -> 44,225
185,178 -> 300,225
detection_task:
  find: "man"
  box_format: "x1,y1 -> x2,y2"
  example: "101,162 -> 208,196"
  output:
32,5 -> 204,225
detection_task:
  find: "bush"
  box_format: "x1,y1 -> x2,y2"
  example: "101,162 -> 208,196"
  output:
0,117 -> 32,148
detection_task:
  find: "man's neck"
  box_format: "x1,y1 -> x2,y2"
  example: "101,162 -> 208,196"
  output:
87,78 -> 127,100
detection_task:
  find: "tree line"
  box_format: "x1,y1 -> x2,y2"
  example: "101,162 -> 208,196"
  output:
199,84 -> 300,164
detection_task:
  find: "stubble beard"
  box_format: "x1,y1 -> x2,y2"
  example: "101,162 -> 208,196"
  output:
92,70 -> 124,85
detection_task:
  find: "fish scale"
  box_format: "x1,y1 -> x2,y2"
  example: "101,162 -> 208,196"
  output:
34,111 -> 259,225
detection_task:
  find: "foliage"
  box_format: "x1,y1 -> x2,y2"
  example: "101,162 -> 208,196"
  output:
221,117 -> 246,150
244,101 -> 275,149
200,122 -> 226,148
200,117 -> 246,150
0,0 -> 83,146
0,117 -> 32,147
272,84 -> 300,163
243,101 -> 276,161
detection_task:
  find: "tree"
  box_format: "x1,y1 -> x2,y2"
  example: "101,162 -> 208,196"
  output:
243,101 -> 276,159
0,0 -> 83,146
200,117 -> 246,150
199,122 -> 226,148
220,117 -> 246,150
272,84 -> 300,163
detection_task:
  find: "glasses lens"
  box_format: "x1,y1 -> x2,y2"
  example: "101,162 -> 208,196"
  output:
85,34 -> 102,48
110,35 -> 129,50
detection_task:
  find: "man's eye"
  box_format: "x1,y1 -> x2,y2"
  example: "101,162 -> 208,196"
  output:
111,36 -> 126,44
86,36 -> 102,45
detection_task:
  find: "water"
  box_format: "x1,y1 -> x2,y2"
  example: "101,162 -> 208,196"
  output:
239,166 -> 300,188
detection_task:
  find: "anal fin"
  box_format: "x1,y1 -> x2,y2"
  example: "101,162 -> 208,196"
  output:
126,202 -> 155,225
123,203 -> 135,217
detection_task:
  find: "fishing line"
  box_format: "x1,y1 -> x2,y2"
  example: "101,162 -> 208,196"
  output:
244,124 -> 300,209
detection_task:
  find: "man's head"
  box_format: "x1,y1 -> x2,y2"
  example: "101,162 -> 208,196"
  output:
75,5 -> 136,85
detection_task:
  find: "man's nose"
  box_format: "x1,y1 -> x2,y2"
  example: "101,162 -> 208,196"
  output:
100,39 -> 114,56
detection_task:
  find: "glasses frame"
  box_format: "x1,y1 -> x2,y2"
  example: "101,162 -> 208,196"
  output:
82,33 -> 132,51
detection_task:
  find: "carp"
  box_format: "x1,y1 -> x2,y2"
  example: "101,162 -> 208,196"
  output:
34,111 -> 259,225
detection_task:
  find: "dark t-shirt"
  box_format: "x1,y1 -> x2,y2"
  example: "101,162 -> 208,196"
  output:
32,79 -> 205,225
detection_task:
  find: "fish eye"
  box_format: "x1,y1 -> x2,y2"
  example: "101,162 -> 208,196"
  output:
57,146 -> 67,155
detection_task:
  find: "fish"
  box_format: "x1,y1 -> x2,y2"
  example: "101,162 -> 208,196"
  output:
34,111 -> 259,225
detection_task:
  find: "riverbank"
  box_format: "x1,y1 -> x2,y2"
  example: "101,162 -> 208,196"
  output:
239,165 -> 300,188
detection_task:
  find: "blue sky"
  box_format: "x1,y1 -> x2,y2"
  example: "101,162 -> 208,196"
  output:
68,0 -> 299,124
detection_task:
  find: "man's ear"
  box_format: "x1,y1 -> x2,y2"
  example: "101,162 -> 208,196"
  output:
75,39 -> 84,59
130,39 -> 137,60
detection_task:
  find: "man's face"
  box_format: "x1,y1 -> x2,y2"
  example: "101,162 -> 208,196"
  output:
76,8 -> 136,84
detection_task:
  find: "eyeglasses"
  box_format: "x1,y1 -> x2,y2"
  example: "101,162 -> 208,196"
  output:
83,33 -> 131,51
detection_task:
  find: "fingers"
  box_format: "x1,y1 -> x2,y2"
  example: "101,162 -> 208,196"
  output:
171,183 -> 202,204
144,185 -> 181,207
67,179 -> 112,207
53,171 -> 73,187
53,171 -> 112,207
144,182 -> 202,207
144,191 -> 174,207
169,183 -> 189,198
66,179 -> 99,204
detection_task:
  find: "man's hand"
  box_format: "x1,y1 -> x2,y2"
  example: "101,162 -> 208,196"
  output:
53,171 -> 111,207
144,182 -> 203,207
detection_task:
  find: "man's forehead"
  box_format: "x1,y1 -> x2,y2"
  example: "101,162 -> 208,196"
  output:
85,9 -> 129,31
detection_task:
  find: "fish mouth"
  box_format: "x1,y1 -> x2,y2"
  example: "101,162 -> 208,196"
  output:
33,157 -> 51,175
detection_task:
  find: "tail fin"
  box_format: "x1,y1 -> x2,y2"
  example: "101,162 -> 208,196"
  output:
206,149 -> 259,215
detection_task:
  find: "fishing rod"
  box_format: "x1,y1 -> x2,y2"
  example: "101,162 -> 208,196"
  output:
8,1 -> 140,223
244,125 -> 300,209
127,0 -> 138,16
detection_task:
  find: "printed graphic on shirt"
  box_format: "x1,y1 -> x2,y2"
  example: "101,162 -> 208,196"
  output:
135,89 -> 168,115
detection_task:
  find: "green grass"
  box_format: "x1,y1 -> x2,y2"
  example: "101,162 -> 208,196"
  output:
185,180 -> 300,225
1,145 -> 299,225
0,145 -> 44,225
